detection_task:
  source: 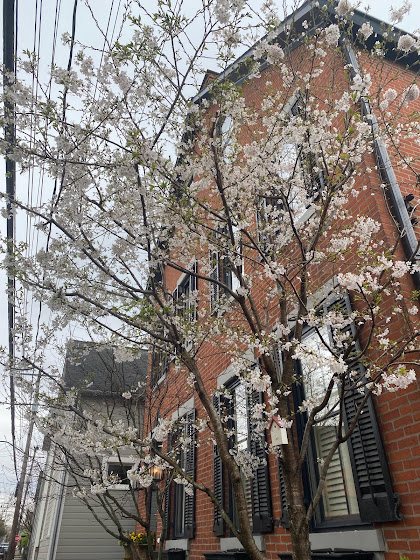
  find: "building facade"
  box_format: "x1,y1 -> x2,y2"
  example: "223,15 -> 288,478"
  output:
143,3 -> 420,560
28,342 -> 148,560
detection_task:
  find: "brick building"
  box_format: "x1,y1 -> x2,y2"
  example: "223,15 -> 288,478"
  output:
143,3 -> 420,560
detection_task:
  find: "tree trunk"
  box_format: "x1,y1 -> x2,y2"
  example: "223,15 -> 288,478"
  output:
283,443 -> 312,560
289,521 -> 311,560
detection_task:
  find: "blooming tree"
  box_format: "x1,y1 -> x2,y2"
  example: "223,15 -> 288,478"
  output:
1,1 -> 420,560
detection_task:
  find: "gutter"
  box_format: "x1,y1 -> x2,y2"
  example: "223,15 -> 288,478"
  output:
48,467 -> 67,560
341,39 -> 420,291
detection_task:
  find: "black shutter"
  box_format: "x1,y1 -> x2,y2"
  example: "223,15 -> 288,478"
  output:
149,488 -> 158,533
209,251 -> 220,311
192,262 -> 198,292
164,433 -> 172,540
222,257 -> 233,291
271,346 -> 289,528
190,262 -> 198,322
325,293 -> 400,523
184,409 -> 196,538
277,459 -> 290,528
248,391 -> 273,533
213,393 -> 225,536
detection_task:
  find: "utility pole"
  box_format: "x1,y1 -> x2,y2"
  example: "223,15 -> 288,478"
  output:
3,1 -> 20,558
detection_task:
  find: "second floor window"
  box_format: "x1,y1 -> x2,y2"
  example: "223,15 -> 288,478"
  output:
209,227 -> 242,311
173,263 -> 198,322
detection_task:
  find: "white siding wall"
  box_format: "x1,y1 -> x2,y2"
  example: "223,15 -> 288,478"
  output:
54,490 -> 137,560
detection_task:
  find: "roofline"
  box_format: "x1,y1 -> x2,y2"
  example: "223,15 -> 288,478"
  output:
192,0 -> 418,104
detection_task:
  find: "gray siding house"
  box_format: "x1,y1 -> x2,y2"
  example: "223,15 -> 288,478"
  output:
28,341 -> 148,560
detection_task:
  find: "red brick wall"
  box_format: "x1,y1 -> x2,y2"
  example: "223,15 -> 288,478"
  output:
141,38 -> 420,560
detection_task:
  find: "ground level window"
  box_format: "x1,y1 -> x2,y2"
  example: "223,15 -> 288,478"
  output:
231,382 -> 253,529
106,460 -> 135,489
300,327 -> 359,522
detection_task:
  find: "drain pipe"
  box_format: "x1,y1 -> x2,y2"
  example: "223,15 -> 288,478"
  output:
48,464 -> 67,560
341,39 -> 420,291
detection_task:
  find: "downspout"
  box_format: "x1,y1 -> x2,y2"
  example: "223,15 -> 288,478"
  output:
341,39 -> 420,291
48,468 -> 67,560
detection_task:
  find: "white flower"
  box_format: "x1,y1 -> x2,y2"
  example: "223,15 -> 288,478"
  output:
403,84 -> 419,103
391,260 -> 411,278
266,43 -> 285,64
383,88 -> 398,101
336,0 -> 352,16
389,1 -> 411,24
350,73 -> 372,94
398,34 -> 416,52
358,22 -> 373,40
408,305 -> 418,315
122,391 -> 132,399
382,367 -> 416,392
253,41 -> 284,64
325,24 -> 341,47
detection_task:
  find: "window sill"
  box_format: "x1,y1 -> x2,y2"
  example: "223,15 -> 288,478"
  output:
165,539 -> 189,551
279,553 -> 374,560
309,529 -> 385,552
220,536 -> 265,552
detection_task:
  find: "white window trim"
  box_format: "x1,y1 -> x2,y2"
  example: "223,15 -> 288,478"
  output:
175,260 -> 198,351
175,258 -> 197,290
102,456 -> 139,490
220,536 -> 265,552
171,397 -> 195,420
217,350 -> 255,388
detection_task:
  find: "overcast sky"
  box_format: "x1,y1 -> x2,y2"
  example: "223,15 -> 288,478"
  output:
0,0 -> 418,522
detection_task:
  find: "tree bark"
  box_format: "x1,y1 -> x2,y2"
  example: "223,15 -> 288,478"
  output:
282,442 -> 312,560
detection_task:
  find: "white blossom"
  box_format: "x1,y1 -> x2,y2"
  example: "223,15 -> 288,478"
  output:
389,0 -> 411,24
336,0 -> 353,16
381,367 -> 416,392
358,22 -> 373,39
403,84 -> 420,103
398,34 -> 416,52
383,88 -> 398,101
350,73 -> 372,94
324,24 -> 341,47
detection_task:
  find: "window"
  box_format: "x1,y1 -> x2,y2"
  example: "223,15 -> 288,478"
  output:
288,95 -> 325,204
173,263 -> 198,322
278,293 -> 400,529
255,96 -> 325,248
300,327 -> 359,523
256,196 -> 284,256
218,115 -> 234,161
213,383 -> 273,536
209,227 -> 242,311
104,457 -> 137,490
165,409 -> 196,539
229,383 -> 253,530
151,346 -> 171,386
